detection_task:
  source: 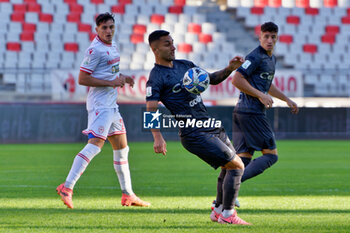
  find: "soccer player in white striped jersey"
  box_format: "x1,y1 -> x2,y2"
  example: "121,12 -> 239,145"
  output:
56,12 -> 150,208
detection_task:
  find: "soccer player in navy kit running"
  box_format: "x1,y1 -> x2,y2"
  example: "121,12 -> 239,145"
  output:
232,22 -> 299,186
146,30 -> 251,225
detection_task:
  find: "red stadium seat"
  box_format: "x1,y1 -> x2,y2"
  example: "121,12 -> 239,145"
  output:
69,4 -> 84,13
296,0 -> 309,7
341,16 -> 350,24
286,15 -> 300,25
150,14 -> 165,25
199,33 -> 213,43
254,0 -> 268,7
279,34 -> 293,44
187,23 -> 201,34
250,7 -> 264,15
325,25 -> 340,34
67,13 -> 81,23
168,5 -> 183,14
89,32 -> 97,41
177,43 -> 192,53
7,42 -> 21,51
255,24 -> 261,36
24,0 -> 37,3
11,13 -> 25,22
347,8 -> 350,15
303,44 -> 317,54
324,0 -> 337,7
174,0 -> 186,5
91,0 -> 104,4
305,7 -> 319,15
268,0 -> 281,7
78,23 -> 92,32
130,34 -> 144,44
133,24 -> 147,34
111,5 -> 125,14
0,0 -> 10,2
321,34 -> 335,44
27,3 -> 41,12
64,0 -> 77,3
39,13 -> 53,23
22,23 -> 36,32
13,4 -> 27,12
20,32 -> 34,41
119,0 -> 132,4
64,43 -> 79,52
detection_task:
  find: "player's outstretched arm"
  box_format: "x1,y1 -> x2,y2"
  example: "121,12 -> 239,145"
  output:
146,100 -> 167,156
232,71 -> 274,108
78,71 -> 125,88
209,56 -> 244,85
268,84 -> 299,114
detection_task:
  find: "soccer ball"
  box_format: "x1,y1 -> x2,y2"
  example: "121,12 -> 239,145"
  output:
183,67 -> 210,94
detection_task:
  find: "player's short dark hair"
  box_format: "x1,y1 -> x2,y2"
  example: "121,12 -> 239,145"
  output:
95,12 -> 115,26
148,30 -> 170,45
261,22 -> 278,33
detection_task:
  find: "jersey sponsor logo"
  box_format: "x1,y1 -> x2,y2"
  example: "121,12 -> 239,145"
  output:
242,60 -> 251,69
88,49 -> 93,54
111,64 -> 119,74
260,72 -> 274,81
172,83 -> 182,93
108,57 -> 120,65
146,86 -> 152,97
189,95 -> 202,107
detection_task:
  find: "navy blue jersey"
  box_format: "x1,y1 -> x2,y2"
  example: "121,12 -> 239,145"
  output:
235,45 -> 276,114
146,59 -> 213,136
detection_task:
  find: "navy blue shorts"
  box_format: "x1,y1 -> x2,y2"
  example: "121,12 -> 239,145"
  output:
181,127 -> 235,169
232,112 -> 276,155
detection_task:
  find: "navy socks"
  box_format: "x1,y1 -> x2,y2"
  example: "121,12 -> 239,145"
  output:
241,154 -> 278,183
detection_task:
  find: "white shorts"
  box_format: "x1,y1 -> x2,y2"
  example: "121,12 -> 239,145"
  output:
82,108 -> 126,140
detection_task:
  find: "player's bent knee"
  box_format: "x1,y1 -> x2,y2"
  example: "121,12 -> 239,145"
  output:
264,153 -> 278,167
223,157 -> 244,170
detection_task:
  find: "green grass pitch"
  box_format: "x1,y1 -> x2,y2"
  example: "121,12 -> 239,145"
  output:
0,140 -> 349,232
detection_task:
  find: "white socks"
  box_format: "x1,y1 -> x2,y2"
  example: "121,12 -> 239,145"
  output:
65,143 -> 101,189
214,204 -> 223,214
222,209 -> 234,218
113,146 -> 134,195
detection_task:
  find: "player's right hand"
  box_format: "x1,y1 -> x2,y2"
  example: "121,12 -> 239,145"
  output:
110,76 -> 126,88
259,93 -> 274,108
154,137 -> 167,156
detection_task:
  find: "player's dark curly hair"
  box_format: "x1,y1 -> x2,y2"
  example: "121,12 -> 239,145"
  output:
95,12 -> 115,26
148,30 -> 170,45
261,22 -> 278,33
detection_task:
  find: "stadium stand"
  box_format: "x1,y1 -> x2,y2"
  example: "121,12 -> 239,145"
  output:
0,0 -> 349,99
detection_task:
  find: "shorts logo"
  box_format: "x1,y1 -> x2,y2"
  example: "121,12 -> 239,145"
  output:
95,110 -> 99,116
98,126 -> 104,134
242,60 -> 251,69
143,110 -> 162,129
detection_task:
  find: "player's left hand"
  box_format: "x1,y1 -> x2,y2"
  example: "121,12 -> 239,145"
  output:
120,74 -> 135,88
228,56 -> 245,71
287,99 -> 299,114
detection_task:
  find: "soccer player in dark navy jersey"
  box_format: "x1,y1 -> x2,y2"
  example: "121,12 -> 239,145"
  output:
232,22 -> 299,187
146,30 -> 251,225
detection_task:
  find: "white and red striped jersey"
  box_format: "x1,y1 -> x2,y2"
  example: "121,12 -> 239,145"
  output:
80,36 -> 120,111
